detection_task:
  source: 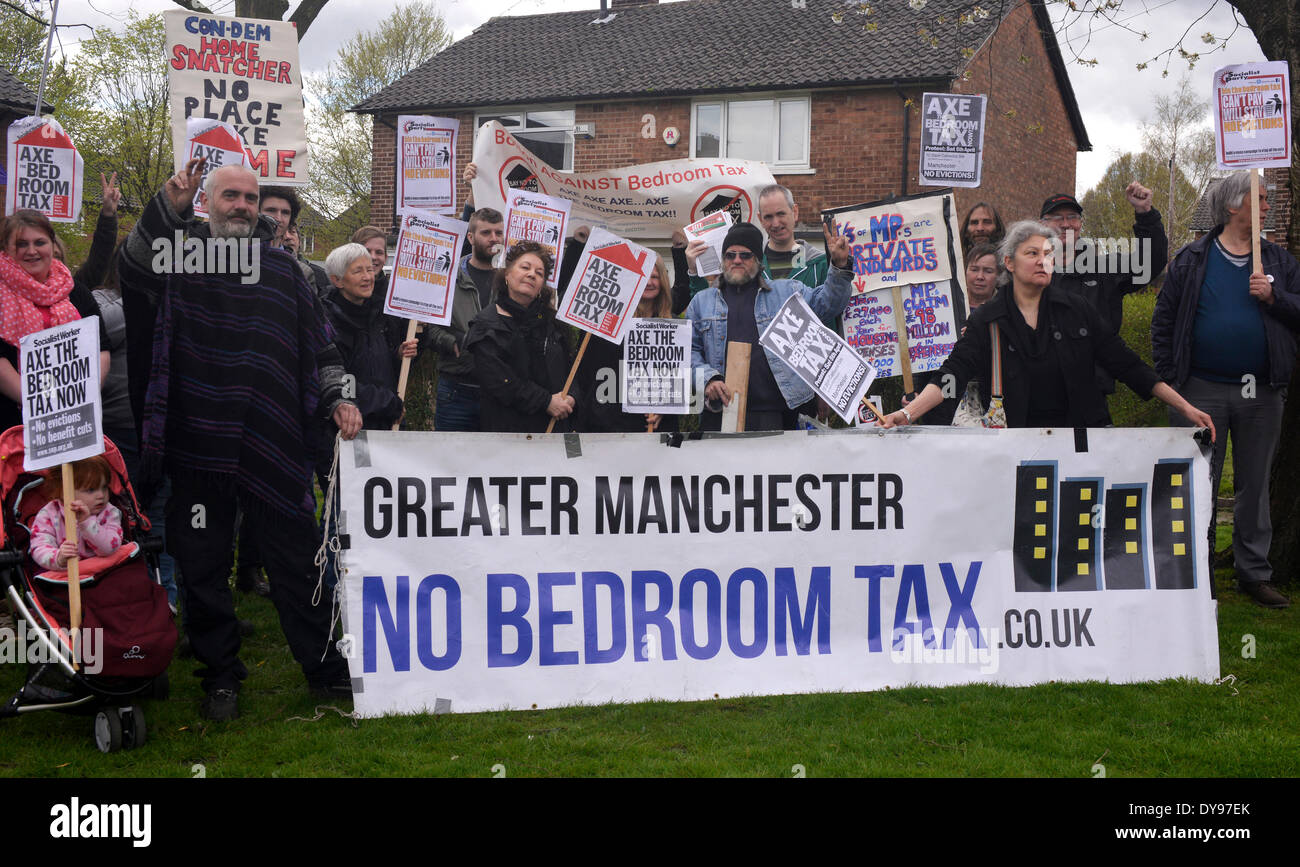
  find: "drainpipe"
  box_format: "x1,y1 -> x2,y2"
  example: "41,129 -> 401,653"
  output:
894,82 -> 911,197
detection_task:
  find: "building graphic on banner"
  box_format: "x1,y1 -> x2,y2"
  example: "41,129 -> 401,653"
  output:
1012,459 -> 1195,592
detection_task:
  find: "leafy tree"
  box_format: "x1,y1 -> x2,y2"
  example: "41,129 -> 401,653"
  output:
1081,151 -> 1199,251
302,1 -> 451,230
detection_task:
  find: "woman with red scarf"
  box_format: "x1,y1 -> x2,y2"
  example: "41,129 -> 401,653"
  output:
0,209 -> 111,432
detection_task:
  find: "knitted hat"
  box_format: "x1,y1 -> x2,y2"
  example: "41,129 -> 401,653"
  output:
721,222 -> 764,260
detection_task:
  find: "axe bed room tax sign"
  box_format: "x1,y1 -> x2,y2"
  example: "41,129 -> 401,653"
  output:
5,116 -> 84,222
384,213 -> 469,326
504,189 -> 572,290
1213,61 -> 1291,168
185,118 -> 250,218
558,227 -> 654,341
21,318 -> 102,472
165,10 -> 307,184
397,115 -> 458,215
919,92 -> 987,188
760,294 -> 875,423
335,427 -> 1218,717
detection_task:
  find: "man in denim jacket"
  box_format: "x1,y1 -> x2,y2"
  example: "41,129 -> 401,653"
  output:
686,221 -> 853,430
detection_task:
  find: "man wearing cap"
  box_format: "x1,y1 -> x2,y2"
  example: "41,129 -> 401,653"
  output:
685,221 -> 853,431
1042,185 -> 1168,392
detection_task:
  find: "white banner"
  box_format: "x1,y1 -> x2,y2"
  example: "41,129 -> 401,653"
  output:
557,227 -> 654,342
384,212 -> 468,326
471,121 -> 775,239
1213,61 -> 1291,169
504,189 -> 571,290
622,318 -> 691,415
21,318 -> 103,472
842,280 -> 962,379
919,92 -> 987,188
823,191 -> 957,293
166,10 -> 308,184
397,115 -> 458,215
338,428 -> 1219,718
760,294 -> 875,424
185,118 -> 249,219
5,116 -> 84,222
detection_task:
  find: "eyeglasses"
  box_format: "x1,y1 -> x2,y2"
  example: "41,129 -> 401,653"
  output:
1043,213 -> 1083,226
723,251 -> 755,261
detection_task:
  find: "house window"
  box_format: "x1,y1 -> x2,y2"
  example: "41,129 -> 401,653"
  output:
691,96 -> 810,170
476,108 -> 575,171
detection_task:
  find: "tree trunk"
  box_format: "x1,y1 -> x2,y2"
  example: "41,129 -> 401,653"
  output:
1229,1 -> 1300,585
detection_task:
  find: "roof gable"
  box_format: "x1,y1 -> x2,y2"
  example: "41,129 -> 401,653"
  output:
0,63 -> 36,113
355,0 -> 1006,113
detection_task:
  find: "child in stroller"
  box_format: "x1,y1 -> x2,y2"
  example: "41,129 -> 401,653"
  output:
29,455 -> 124,572
0,428 -> 175,752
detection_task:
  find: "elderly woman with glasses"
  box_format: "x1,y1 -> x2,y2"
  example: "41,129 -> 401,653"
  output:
883,220 -> 1211,435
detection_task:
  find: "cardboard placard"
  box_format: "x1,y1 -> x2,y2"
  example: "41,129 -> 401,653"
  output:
21,318 -> 103,472
384,212 -> 469,326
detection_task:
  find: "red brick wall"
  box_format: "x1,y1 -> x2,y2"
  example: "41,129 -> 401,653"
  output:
949,0 -> 1080,230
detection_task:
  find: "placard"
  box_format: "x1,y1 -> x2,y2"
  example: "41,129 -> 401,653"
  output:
185,118 -> 250,218
21,318 -> 103,472
760,294 -> 875,423
823,191 -> 956,293
1213,61 -> 1291,169
919,92 -> 986,188
5,116 -> 84,222
842,280 -> 961,379
504,188 -> 571,290
621,318 -> 692,415
397,115 -> 458,215
166,9 -> 308,184
557,227 -> 654,343
384,212 -> 469,326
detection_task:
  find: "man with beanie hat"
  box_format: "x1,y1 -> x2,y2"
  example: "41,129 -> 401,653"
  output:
685,221 -> 854,430
1042,183 -> 1168,393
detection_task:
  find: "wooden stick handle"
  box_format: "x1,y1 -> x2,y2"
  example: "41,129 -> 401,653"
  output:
546,332 -> 591,434
392,320 -> 419,431
1250,171 -> 1263,274
891,284 -> 915,394
861,397 -> 888,425
61,463 -> 80,670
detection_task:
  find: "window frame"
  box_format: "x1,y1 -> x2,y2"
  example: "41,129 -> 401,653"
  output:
689,93 -> 812,172
474,106 -> 577,172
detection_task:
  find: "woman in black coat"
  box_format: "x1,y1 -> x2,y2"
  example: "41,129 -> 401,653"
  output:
464,241 -> 579,432
883,220 -> 1214,435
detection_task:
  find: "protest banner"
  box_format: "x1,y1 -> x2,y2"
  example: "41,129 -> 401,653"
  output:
822,190 -> 960,294
760,294 -> 876,424
471,121 -> 775,238
397,115 -> 458,215
919,92 -> 987,188
165,10 -> 307,185
5,116 -> 84,222
622,318 -> 692,416
1213,61 -> 1291,170
385,212 -> 468,327
842,280 -> 963,381
337,427 -> 1218,718
185,118 -> 249,218
681,209 -> 733,277
503,189 -> 571,290
21,318 -> 104,648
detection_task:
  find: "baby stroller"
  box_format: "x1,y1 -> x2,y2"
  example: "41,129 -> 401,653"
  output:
0,426 -> 175,752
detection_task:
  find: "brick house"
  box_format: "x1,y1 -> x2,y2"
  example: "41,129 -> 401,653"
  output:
355,0 -> 1090,245
1189,167 -> 1292,246
0,64 -> 37,200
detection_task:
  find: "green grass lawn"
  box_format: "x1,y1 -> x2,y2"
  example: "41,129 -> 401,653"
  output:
2,289 -> 1291,778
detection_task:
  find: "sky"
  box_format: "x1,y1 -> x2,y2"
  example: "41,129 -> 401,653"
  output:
49,0 -> 1266,194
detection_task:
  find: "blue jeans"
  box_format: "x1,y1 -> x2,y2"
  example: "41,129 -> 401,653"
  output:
435,379 -> 482,432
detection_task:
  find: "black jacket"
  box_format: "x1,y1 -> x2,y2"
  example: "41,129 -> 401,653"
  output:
1152,225 -> 1300,389
937,286 -> 1161,428
464,302 -> 580,433
320,289 -> 404,429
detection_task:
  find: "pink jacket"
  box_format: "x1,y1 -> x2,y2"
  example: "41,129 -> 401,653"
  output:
29,500 -> 124,571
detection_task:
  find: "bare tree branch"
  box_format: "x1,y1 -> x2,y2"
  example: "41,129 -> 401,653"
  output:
289,0 -> 330,39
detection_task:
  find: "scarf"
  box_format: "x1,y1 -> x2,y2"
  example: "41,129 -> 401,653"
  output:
140,240 -> 325,519
0,253 -> 79,346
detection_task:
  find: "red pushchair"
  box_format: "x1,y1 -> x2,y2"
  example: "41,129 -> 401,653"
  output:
0,426 -> 175,752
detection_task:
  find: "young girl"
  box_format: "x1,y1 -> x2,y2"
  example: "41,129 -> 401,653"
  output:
30,455 -> 124,571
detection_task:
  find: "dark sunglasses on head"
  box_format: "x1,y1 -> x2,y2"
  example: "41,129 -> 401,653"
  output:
724,251 -> 755,261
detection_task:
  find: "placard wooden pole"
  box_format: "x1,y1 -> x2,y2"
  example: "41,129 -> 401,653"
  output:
392,320 -> 420,431
546,332 -> 591,434
723,340 -> 750,433
61,462 -> 80,671
859,397 -> 888,425
1250,170 -> 1263,274
890,284 -> 915,395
